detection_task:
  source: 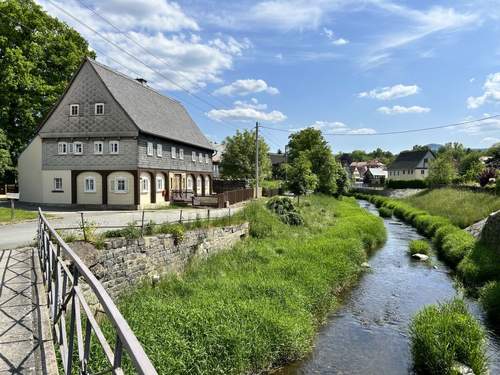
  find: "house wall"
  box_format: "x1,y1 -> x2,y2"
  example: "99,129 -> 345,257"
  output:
107,172 -> 134,206
18,136 -> 43,203
139,171 -> 151,206
41,170 -> 72,204
388,151 -> 434,181
76,172 -> 103,205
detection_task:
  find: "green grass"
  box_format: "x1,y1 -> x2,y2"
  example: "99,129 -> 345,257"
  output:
378,206 -> 393,218
409,240 -> 430,255
0,207 -> 38,223
403,188 -> 500,228
98,195 -> 386,374
479,281 -> 500,324
410,299 -> 488,375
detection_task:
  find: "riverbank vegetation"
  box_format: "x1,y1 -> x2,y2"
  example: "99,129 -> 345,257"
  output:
378,206 -> 393,218
403,188 -> 500,228
108,196 -> 385,374
410,299 -> 488,375
408,240 -> 430,255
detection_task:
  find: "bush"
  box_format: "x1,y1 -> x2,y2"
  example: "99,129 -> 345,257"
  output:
410,299 -> 487,375
479,281 -> 500,324
409,240 -> 430,255
105,222 -> 141,239
266,196 -> 304,226
157,223 -> 185,244
378,206 -> 393,218
386,179 -> 428,189
478,168 -> 496,187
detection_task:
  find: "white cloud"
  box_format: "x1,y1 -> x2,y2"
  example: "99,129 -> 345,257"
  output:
206,100 -> 286,123
36,0 -> 250,91
307,121 -> 377,134
358,84 -> 420,100
213,79 -> 279,96
470,77 -> 476,83
248,1 -> 326,30
482,137 -> 500,144
467,73 -> 500,109
377,105 -> 430,114
459,115 -> 500,134
323,27 -> 349,46
332,38 -> 349,45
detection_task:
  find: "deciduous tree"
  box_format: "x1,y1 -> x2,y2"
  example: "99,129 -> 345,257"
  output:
428,155 -> 456,185
287,152 -> 318,203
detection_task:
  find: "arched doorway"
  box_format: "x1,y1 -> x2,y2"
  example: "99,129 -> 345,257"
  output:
187,175 -> 194,192
76,172 -> 102,205
107,172 -> 134,206
196,175 -> 202,196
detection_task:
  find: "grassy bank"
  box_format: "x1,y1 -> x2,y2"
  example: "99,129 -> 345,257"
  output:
403,188 -> 500,228
100,195 -> 386,374
0,207 -> 37,223
356,193 -> 500,325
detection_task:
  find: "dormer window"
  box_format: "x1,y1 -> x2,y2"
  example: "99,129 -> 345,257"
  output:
95,103 -> 104,115
70,104 -> 79,116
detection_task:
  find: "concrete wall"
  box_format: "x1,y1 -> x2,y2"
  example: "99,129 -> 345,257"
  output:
76,172 -> 103,205
18,136 -> 43,203
78,223 -> 249,301
107,172 -> 134,206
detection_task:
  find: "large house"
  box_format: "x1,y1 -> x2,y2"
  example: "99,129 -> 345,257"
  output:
18,58 -> 214,209
387,150 -> 435,180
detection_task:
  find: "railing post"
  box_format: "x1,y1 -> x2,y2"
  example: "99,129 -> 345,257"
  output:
66,267 -> 79,374
80,212 -> 87,242
113,334 -> 123,373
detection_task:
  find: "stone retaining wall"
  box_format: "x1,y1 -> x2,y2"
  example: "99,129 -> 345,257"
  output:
77,223 -> 249,301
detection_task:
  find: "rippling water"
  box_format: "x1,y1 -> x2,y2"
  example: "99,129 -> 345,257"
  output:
276,200 -> 500,375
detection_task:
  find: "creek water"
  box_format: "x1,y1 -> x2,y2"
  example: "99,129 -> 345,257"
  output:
277,200 -> 500,375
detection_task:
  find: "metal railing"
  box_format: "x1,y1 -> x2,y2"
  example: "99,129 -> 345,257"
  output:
37,208 -> 158,375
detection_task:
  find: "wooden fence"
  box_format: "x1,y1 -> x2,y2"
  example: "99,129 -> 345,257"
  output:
215,188 -> 254,208
0,184 -> 18,195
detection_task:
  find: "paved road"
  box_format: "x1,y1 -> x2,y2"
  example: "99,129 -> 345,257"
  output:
0,206 -> 241,250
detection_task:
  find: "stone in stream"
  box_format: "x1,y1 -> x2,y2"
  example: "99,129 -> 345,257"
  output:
452,362 -> 475,375
361,262 -> 371,269
411,253 -> 429,261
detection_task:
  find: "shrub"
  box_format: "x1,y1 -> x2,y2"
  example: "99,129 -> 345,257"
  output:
479,281 -> 500,324
157,223 -> 185,244
409,240 -> 430,255
143,220 -> 156,236
386,179 -> 428,189
280,211 -> 304,226
410,299 -> 487,375
104,222 -> 141,239
266,196 -> 304,226
478,168 -> 496,187
378,207 -> 393,218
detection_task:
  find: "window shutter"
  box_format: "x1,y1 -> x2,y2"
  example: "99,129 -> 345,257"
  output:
110,179 -> 115,192
124,178 -> 129,192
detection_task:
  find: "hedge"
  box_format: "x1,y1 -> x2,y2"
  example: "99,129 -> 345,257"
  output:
386,179 -> 429,189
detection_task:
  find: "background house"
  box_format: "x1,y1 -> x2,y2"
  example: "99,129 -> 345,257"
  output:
364,167 -> 388,185
387,150 -> 435,181
18,58 -> 214,209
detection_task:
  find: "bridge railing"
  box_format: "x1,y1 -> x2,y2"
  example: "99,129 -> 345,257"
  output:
37,208 -> 158,375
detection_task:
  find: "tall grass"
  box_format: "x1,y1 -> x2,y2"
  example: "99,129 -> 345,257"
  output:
403,188 -> 500,228
104,195 -> 386,374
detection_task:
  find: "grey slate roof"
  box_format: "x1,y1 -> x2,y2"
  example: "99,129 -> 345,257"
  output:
269,153 -> 286,165
388,150 -> 431,170
89,59 -> 213,150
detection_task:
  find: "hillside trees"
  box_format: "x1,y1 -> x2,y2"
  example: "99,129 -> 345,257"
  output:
0,0 -> 95,180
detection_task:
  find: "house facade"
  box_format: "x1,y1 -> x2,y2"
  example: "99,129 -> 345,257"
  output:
364,167 -> 388,185
18,58 -> 214,209
387,150 -> 435,181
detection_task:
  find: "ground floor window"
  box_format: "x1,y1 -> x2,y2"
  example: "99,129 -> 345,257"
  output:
84,177 -> 96,193
421,170 -> 425,175
140,177 -> 150,193
53,177 -> 63,191
111,177 -> 128,193
156,176 -> 164,191
187,175 -> 193,191
205,176 -> 210,194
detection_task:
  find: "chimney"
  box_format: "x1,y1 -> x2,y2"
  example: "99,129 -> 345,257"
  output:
136,78 -> 148,86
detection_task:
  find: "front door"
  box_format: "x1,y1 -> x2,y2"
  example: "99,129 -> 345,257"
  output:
174,174 -> 182,191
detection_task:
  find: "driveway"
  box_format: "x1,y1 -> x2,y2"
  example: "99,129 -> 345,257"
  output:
0,205 -> 242,250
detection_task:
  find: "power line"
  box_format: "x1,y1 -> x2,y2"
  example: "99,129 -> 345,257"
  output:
260,114 -> 500,136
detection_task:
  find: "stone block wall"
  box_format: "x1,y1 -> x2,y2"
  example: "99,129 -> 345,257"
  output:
79,223 -> 248,301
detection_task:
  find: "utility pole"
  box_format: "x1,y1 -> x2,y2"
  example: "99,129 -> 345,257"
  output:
255,121 -> 259,199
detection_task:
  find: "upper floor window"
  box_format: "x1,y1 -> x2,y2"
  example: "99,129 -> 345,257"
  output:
179,149 -> 184,160
53,177 -> 63,191
84,177 -> 96,193
109,140 -> 119,154
192,151 -> 196,162
205,154 -> 209,164
147,142 -> 153,156
157,144 -> 162,157
70,104 -> 79,116
95,103 -> 104,115
74,142 -> 83,155
94,141 -> 103,154
198,153 -> 203,163
171,146 -> 177,159
421,170 -> 425,175
57,142 -> 67,155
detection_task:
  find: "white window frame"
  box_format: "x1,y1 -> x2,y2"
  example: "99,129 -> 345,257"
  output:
114,177 -> 128,193
198,153 -> 203,162
84,176 -> 96,193
157,144 -> 162,157
179,149 -> 184,160
94,141 -> 103,155
73,142 -> 83,155
140,176 -> 150,193
109,140 -> 119,154
156,176 -> 164,192
192,151 -> 196,162
147,142 -> 154,156
205,154 -> 209,164
53,177 -> 63,191
70,104 -> 79,116
57,142 -> 68,155
95,103 -> 104,115
171,146 -> 177,159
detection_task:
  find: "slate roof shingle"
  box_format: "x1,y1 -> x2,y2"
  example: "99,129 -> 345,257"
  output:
89,59 -> 213,150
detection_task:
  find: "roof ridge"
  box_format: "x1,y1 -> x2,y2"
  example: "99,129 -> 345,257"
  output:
87,58 -> 181,105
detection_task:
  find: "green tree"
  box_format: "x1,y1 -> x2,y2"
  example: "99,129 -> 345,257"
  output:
287,152 -> 318,203
220,129 -> 271,180
428,155 -> 457,185
0,130 -> 12,178
0,0 -> 95,176
459,152 -> 484,182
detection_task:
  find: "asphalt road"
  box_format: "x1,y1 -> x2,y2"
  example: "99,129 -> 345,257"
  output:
0,205 -> 241,250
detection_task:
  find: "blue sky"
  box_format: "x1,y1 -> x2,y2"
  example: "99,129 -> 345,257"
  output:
37,0 -> 500,153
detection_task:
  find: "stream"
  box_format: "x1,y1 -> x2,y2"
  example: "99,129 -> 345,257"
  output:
278,200 -> 500,374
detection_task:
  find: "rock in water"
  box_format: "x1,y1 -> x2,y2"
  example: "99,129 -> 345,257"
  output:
411,253 -> 429,261
361,262 -> 371,269
452,361 -> 475,375
480,211 -> 500,253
